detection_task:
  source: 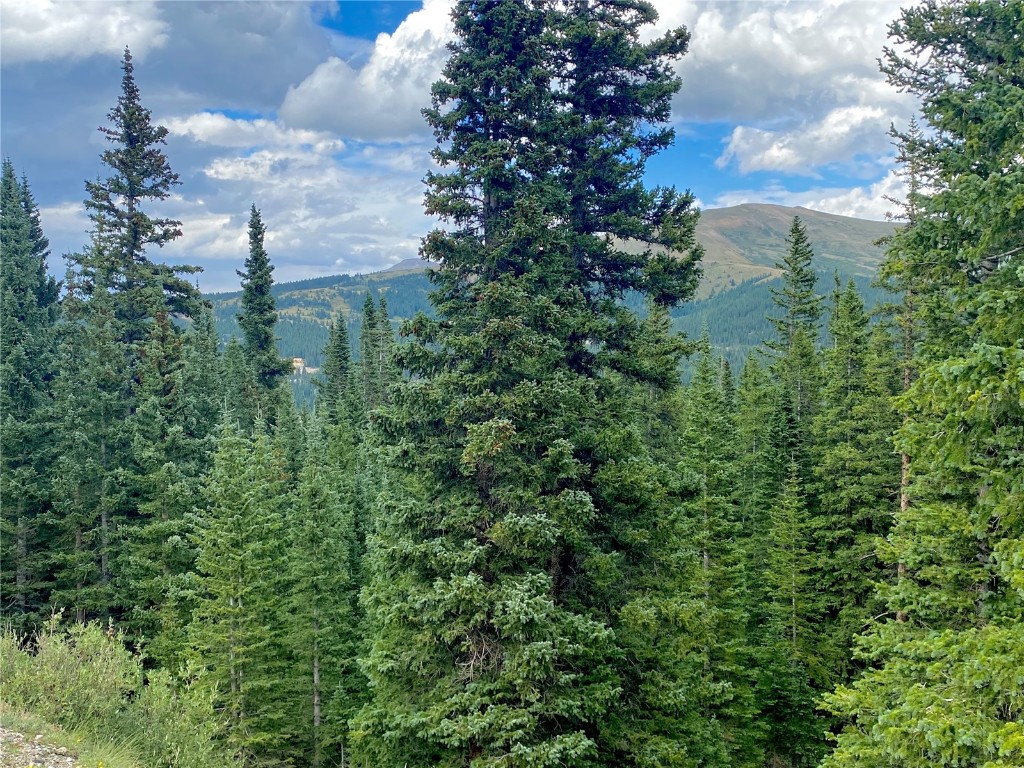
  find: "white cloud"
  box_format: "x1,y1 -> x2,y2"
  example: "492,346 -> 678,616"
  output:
649,0 -> 904,123
165,112 -> 344,153
643,0 -> 914,176
155,141 -> 436,291
0,0 -> 168,64
718,103 -> 895,175
279,0 -> 454,141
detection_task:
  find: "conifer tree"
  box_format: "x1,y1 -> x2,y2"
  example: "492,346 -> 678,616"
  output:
355,2 -> 701,765
78,47 -> 200,342
48,275 -> 131,622
120,308 -> 218,662
766,217 -> 823,434
811,282 -> 900,679
824,3 -> 1024,764
317,311 -> 355,423
181,303 -> 224,441
237,205 -> 290,392
757,464 -> 825,768
675,341 -> 761,767
287,416 -> 361,768
222,336 -> 259,431
734,354 -> 777,534
188,426 -> 295,764
0,161 -> 59,629
358,293 -> 396,412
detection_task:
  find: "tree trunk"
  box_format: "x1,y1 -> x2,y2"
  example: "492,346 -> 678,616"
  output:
75,522 -> 86,624
313,616 -> 322,768
15,510 -> 28,615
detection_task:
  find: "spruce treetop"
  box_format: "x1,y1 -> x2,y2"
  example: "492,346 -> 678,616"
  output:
84,47 -> 182,263
75,47 -> 199,339
768,216 -> 823,351
237,204 -> 290,391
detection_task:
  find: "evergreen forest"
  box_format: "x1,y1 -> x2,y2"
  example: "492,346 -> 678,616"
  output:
1,1 -> 1021,767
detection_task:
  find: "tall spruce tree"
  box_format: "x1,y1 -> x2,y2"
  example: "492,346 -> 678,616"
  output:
358,293 -> 396,412
757,463 -> 825,768
823,2 -> 1024,765
48,275 -> 131,622
811,281 -> 900,680
237,205 -> 290,392
675,340 -> 761,767
355,2 -> 702,765
78,47 -> 200,342
317,310 -> 355,423
120,307 -> 219,663
0,161 -> 59,629
222,336 -> 259,431
188,425 -> 295,765
766,217 -> 823,433
287,416 -> 362,768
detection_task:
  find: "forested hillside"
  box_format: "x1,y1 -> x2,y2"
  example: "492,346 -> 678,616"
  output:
1,2 -> 1021,768
206,204 -> 893,372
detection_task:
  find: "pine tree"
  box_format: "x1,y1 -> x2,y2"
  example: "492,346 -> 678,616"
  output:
734,354 -> 777,536
188,426 -> 295,764
823,3 -> 1024,764
674,341 -> 761,767
355,2 -> 701,765
120,308 -> 216,663
317,311 -> 355,423
237,205 -> 290,393
757,464 -> 825,768
357,293 -> 398,414
0,161 -> 59,629
222,336 -> 258,431
78,47 -> 200,343
48,276 -> 131,622
181,303 -> 224,441
768,218 -> 823,352
287,416 -> 362,768
766,217 -> 823,431
811,282 -> 900,680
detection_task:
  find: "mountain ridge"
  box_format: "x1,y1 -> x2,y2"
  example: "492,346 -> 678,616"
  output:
208,204 -> 895,370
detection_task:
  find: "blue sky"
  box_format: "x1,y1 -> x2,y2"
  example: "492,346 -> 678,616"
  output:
1,0 -> 913,292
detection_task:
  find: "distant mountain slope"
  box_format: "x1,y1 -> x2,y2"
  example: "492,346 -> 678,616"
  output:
618,203 -> 894,297
698,203 -> 894,287
206,204 -> 895,369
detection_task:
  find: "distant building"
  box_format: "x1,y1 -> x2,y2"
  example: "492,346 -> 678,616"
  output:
291,357 -> 320,376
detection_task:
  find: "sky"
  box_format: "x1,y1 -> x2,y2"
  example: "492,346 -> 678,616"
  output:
0,0 -> 916,292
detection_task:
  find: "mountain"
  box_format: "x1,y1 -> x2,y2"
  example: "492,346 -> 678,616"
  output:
206,204 -> 896,372
694,204 -> 895,294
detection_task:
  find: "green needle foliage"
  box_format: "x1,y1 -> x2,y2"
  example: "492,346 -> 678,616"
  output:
811,281 -> 900,681
237,205 -> 291,393
824,2 -> 1024,765
0,161 -> 59,630
355,2 -> 702,765
48,279 -> 131,622
675,340 -> 761,767
287,416 -> 362,767
188,425 -> 294,765
78,47 -> 200,343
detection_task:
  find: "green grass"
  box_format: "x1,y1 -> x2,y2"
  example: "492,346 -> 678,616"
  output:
0,702 -> 142,768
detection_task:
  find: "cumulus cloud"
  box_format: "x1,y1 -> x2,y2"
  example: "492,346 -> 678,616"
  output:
279,0 -> 454,141
155,140 -> 436,291
0,0 -> 168,63
641,0 -> 914,176
718,103 -> 895,175
649,0 -> 903,122
165,112 -> 344,153
9,0 -> 920,291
